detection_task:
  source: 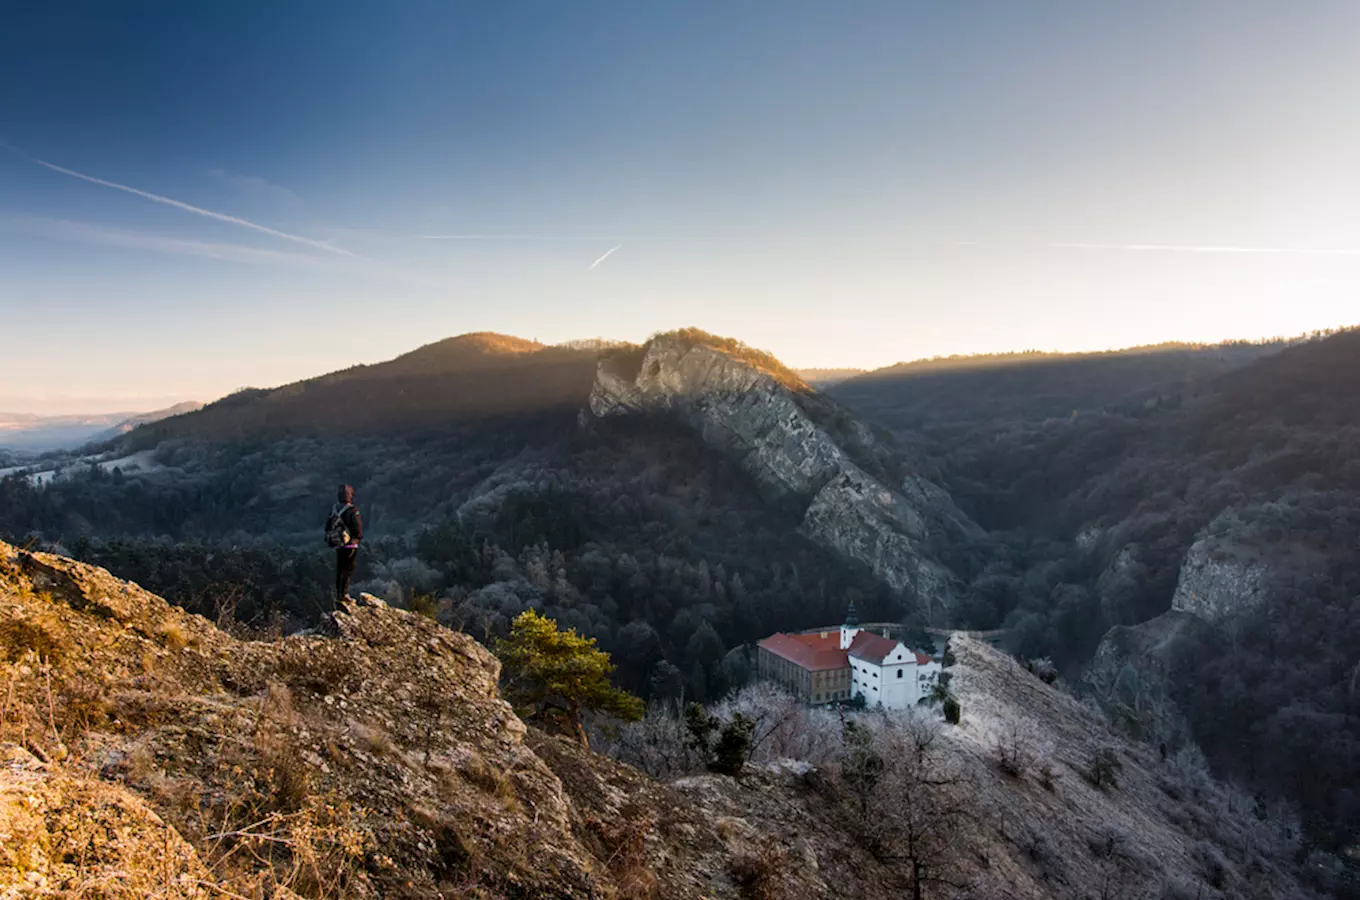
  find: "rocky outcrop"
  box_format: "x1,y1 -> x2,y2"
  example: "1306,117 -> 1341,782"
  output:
1170,535 -> 1275,624
1085,610 -> 1215,744
1169,510 -> 1326,625
589,334 -> 980,615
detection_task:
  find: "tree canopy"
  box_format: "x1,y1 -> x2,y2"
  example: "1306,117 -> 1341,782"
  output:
493,609 -> 642,747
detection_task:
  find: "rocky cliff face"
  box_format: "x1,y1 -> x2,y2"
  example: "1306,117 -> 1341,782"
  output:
1084,610 -> 1216,746
589,334 -> 980,616
1171,535 -> 1274,624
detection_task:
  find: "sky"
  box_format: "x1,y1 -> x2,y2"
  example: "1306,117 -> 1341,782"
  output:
3,2 -> 1360,414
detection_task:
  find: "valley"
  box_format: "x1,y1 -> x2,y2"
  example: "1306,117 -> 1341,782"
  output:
2,325 -> 1358,890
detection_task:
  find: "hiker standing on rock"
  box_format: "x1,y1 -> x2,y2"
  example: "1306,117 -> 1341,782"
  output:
326,484 -> 364,605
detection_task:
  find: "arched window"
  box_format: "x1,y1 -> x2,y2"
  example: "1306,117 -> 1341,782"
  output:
897,670 -> 903,679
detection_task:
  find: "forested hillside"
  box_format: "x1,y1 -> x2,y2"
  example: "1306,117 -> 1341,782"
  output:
127,333 -> 600,442
832,327 -> 1360,855
830,339 -> 1287,429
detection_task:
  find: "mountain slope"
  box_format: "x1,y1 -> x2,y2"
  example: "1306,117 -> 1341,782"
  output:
866,326 -> 1360,857
796,368 -> 866,388
0,541 -> 1321,899
589,330 -> 982,619
85,401 -> 204,445
126,333 -> 600,444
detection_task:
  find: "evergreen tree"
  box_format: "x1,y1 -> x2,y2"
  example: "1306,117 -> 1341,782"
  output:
494,609 -> 642,748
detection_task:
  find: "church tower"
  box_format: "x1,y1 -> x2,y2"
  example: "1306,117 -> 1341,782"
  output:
840,600 -> 860,650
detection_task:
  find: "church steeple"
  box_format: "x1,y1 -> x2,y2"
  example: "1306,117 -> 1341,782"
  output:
840,600 -> 860,649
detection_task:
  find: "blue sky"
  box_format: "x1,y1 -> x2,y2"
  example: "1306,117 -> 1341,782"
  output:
3,2 -> 1360,413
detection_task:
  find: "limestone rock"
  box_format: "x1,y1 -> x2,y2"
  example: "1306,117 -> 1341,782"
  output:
589,334 -> 980,615
0,743 -> 214,898
1086,611 -> 1214,734
1171,536 -> 1275,624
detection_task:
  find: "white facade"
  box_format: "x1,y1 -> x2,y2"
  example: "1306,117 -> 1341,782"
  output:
848,637 -> 941,710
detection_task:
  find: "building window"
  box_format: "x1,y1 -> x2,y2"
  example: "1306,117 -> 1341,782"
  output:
897,670 -> 903,679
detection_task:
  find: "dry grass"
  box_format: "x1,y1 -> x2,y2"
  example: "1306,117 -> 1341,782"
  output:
728,837 -> 789,900
0,608 -> 69,665
663,328 -> 811,392
586,815 -> 659,900
157,620 -> 190,651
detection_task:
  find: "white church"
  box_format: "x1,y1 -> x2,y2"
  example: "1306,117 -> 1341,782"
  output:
756,603 -> 942,709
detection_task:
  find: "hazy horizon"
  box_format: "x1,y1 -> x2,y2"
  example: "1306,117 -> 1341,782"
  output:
6,3 -> 1360,411
3,318 -> 1345,418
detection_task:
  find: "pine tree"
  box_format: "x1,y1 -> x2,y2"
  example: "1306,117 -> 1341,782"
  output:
494,609 -> 643,748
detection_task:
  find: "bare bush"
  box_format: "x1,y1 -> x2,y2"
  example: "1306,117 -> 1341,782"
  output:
992,720 -> 1037,779
729,837 -> 789,900
710,682 -> 843,767
1087,747 -> 1123,790
594,699 -> 705,779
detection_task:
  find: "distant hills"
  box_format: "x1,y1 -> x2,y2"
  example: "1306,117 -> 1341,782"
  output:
795,367 -> 866,388
0,401 -> 201,453
826,340 -> 1298,430
126,332 -> 601,445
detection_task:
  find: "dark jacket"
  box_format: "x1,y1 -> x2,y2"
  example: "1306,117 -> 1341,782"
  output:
338,504 -> 363,545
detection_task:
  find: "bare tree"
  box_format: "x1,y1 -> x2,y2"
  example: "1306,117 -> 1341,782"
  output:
710,682 -> 844,766
594,698 -> 704,779
835,712 -> 973,900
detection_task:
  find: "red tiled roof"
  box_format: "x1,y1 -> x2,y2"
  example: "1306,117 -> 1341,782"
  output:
760,629 -> 934,671
846,632 -> 898,664
848,634 -> 934,666
758,631 -> 850,672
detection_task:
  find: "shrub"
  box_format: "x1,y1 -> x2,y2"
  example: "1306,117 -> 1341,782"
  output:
942,695 -> 961,725
408,593 -> 440,620
1087,748 -> 1123,790
1,611 -> 67,664
685,704 -> 753,776
586,816 -> 658,899
1022,657 -> 1059,684
157,621 -> 189,650
993,721 -> 1036,778
729,838 -> 788,900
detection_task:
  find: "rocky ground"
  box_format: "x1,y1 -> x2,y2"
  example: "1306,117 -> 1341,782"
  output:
0,539 -> 1323,898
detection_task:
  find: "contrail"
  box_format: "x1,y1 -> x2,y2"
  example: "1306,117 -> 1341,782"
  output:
3,215 -> 338,268
30,157 -> 355,257
1052,241 -> 1360,257
416,234 -> 619,242
589,244 -> 622,270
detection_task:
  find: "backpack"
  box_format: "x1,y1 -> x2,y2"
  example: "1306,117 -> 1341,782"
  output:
325,503 -> 353,548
